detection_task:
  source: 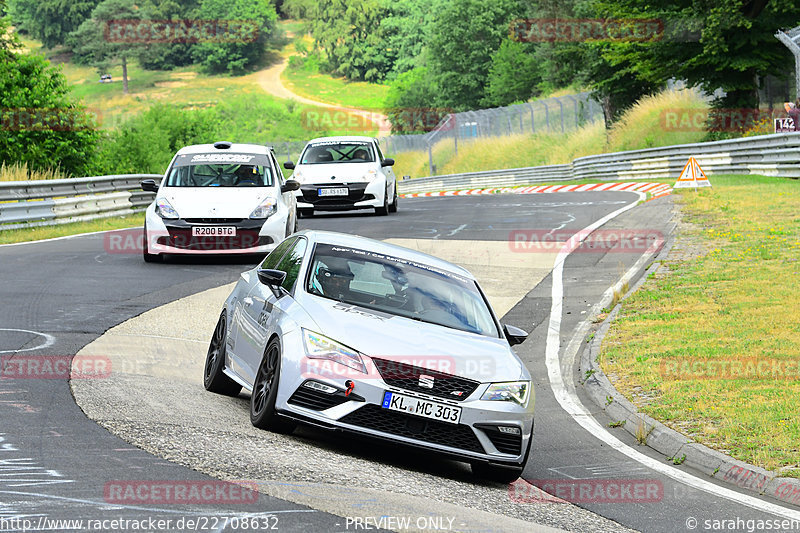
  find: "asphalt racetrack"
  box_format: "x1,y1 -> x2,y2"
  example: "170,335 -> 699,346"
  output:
1,193 -> 798,532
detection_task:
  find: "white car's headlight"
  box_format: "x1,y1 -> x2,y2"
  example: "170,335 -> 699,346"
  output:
481,381 -> 530,406
302,329 -> 366,374
155,198 -> 179,219
292,170 -> 304,182
249,197 -> 277,219
362,169 -> 378,181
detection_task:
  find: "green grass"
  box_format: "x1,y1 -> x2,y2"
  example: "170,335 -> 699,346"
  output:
599,174 -> 800,476
282,66 -> 390,111
0,213 -> 144,244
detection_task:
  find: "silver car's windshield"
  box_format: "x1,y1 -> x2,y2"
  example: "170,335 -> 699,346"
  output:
300,142 -> 375,164
306,244 -> 500,337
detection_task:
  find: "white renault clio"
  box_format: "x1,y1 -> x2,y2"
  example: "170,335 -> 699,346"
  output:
285,136 -> 397,217
141,142 -> 300,262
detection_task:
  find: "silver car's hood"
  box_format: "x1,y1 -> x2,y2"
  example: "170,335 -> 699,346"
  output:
296,294 -> 528,382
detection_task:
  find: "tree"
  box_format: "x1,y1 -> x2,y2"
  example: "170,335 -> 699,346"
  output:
593,0 -> 800,129
484,39 -> 542,107
299,0 -> 389,81
426,0 -> 523,110
385,67 -> 446,133
7,0 -> 101,48
68,0 -> 143,94
135,0 -> 200,70
191,0 -> 277,74
1,0 -> 22,56
0,53 -> 100,176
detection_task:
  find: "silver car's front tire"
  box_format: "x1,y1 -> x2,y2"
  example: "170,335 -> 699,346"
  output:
250,338 -> 296,434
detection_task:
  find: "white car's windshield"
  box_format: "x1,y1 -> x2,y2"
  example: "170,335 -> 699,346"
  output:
306,243 -> 500,337
165,153 -> 275,187
300,142 -> 375,164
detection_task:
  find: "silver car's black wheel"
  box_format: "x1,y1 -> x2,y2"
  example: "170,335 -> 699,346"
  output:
250,338 -> 296,433
203,312 -> 242,396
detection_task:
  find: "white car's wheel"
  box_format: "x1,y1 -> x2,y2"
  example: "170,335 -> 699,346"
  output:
388,184 -> 398,213
375,185 -> 389,216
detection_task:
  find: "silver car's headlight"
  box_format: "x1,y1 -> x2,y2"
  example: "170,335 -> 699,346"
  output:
481,381 -> 530,406
155,198 -> 179,219
302,329 -> 366,374
249,197 -> 277,219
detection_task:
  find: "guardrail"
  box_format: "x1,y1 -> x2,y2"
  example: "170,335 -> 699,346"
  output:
0,174 -> 160,229
398,132 -> 800,194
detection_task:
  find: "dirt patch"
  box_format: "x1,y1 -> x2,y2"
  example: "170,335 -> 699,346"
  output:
155,81 -> 187,88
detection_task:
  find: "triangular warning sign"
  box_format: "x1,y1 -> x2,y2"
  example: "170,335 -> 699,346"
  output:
674,157 -> 711,189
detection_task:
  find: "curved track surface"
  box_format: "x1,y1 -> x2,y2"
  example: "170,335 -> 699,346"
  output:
1,193 -> 798,532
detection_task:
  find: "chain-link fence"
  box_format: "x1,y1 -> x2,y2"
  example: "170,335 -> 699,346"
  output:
379,92 -> 603,176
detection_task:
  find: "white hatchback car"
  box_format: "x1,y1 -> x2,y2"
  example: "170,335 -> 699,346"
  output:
140,141 -> 300,262
285,136 -> 398,217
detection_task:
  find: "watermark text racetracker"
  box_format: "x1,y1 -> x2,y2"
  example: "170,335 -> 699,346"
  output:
104,480 -> 258,505
509,479 -> 663,504
509,229 -> 665,254
0,355 -> 111,380
660,357 -> 800,381
104,19 -> 259,44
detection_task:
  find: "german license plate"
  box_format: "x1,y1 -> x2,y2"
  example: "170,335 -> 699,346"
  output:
191,226 -> 236,237
318,187 -> 348,197
381,391 -> 462,424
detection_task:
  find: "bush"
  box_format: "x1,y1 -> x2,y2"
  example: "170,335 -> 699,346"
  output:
95,93 -> 330,174
192,0 -> 278,74
0,53 -> 100,176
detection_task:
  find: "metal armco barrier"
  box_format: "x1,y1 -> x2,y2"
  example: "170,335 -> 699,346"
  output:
398,132 -> 800,194
0,174 -> 161,229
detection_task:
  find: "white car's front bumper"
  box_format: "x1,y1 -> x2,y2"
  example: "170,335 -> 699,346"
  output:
144,205 -> 287,255
294,180 -> 386,211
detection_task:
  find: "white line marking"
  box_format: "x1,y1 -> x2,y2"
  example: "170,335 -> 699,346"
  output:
544,193 -> 800,519
0,227 -> 140,247
0,329 -> 56,354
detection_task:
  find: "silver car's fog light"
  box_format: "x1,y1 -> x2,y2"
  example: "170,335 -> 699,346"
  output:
481,381 -> 530,406
302,329 -> 367,374
302,381 -> 338,394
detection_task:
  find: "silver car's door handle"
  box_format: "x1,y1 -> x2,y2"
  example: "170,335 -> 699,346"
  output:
243,297 -> 254,306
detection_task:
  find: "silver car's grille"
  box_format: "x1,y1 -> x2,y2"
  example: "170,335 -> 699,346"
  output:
371,358 -> 481,402
339,404 -> 484,453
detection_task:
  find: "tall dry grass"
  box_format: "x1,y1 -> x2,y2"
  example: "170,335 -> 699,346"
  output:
393,88 -> 710,178
0,162 -> 70,181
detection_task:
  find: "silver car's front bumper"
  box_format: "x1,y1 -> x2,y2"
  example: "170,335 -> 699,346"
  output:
274,333 -> 534,466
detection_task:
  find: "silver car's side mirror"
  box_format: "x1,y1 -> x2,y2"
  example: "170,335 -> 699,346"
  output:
503,324 -> 528,346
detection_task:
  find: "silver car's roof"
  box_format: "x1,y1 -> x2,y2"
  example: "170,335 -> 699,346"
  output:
298,230 -> 474,280
175,143 -> 269,155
